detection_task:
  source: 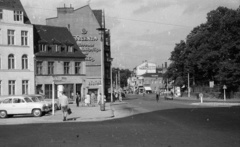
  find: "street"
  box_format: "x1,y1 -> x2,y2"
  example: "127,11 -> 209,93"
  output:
0,94 -> 240,147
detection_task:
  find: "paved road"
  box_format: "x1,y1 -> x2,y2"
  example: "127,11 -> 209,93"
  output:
0,94 -> 239,147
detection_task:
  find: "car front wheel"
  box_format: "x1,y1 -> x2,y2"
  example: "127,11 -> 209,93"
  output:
32,109 -> 42,117
0,110 -> 8,118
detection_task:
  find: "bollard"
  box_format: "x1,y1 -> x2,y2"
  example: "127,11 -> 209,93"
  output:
199,93 -> 203,103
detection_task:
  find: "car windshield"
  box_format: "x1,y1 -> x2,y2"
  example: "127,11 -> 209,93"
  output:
31,97 -> 40,102
37,96 -> 44,101
24,97 -> 32,103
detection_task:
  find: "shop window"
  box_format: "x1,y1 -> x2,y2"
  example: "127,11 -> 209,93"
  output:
22,54 -> 28,69
8,54 -> 15,69
45,84 -> 52,99
8,80 -> 15,95
22,80 -> 28,95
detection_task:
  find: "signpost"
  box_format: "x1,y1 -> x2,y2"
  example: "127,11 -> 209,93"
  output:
223,85 -> 227,101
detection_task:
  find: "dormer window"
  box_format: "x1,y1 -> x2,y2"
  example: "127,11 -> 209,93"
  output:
14,11 -> 23,21
0,9 -> 2,20
67,46 -> 73,52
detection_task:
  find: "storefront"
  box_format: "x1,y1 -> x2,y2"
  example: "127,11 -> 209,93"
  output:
36,76 -> 84,100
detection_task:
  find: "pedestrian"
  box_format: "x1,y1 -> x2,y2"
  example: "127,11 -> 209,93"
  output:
75,92 -> 80,107
90,92 -> 96,106
156,89 -> 160,102
58,91 -> 69,121
97,93 -> 102,105
85,92 -> 91,106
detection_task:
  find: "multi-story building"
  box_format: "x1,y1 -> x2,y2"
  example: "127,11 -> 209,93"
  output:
0,0 -> 35,96
46,5 -> 112,100
33,24 -> 86,99
129,61 -> 166,93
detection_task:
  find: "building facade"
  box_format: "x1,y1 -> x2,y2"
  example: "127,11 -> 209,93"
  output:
46,5 -> 112,100
33,25 -> 86,99
0,0 -> 35,96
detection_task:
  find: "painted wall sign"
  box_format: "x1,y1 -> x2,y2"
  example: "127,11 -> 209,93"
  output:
87,80 -> 101,86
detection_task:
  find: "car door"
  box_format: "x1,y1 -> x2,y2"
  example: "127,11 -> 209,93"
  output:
1,98 -> 13,114
12,98 -> 27,114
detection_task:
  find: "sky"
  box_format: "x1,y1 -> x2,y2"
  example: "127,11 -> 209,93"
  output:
20,0 -> 240,70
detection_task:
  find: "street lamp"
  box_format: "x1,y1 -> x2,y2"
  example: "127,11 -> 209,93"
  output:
97,27 -> 106,111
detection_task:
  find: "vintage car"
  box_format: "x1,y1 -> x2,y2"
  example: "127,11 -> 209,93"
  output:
28,94 -> 59,111
0,95 -> 49,118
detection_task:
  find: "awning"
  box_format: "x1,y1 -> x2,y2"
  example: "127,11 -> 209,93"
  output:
144,87 -> 152,91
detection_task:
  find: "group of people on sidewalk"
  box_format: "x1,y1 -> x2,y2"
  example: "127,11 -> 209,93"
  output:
58,91 -> 106,121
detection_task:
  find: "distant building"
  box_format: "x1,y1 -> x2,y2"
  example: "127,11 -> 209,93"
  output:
33,24 -> 86,99
129,60 -> 167,93
0,0 -> 35,96
46,5 -> 112,100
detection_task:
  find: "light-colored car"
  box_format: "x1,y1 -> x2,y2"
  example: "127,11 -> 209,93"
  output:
28,94 -> 59,111
0,95 -> 49,118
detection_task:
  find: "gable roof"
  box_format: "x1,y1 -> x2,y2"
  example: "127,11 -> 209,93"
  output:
92,9 -> 103,28
0,0 -> 31,24
33,24 -> 85,58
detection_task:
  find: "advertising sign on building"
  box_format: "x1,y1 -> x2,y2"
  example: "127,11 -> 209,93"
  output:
137,62 -> 156,75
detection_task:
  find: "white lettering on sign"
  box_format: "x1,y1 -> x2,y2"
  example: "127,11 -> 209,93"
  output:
80,47 -> 101,53
73,36 -> 98,41
85,57 -> 95,62
88,80 -> 101,86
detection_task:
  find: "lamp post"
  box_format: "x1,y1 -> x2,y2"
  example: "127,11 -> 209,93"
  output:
97,27 -> 106,111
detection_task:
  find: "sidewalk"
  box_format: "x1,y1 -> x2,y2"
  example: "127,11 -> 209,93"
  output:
0,102 -> 114,125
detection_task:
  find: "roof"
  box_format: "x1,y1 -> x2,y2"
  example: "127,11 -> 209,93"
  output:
0,0 -> 31,24
92,9 -> 103,28
33,25 -> 85,58
141,73 -> 163,78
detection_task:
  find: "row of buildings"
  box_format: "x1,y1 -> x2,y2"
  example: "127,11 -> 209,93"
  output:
128,61 -> 168,94
0,0 -> 112,101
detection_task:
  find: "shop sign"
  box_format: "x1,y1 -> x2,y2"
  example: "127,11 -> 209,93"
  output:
88,80 -> 101,86
53,76 -> 67,82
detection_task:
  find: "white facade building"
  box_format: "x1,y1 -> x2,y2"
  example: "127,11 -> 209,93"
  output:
0,0 -> 35,96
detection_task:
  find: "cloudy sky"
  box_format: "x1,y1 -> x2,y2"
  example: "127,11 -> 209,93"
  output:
21,0 -> 240,69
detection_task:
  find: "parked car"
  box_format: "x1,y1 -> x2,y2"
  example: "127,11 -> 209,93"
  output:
0,95 -> 49,118
27,94 -> 59,111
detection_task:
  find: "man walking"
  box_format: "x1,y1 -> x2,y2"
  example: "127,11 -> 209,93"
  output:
75,92 -> 80,107
59,91 -> 69,121
156,88 -> 160,102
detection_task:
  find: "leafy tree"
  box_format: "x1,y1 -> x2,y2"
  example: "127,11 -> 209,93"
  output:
167,6 -> 240,92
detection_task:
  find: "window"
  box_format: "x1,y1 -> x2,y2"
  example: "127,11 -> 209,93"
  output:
8,54 -> 14,69
36,61 -> 43,75
14,11 -> 23,21
21,31 -> 28,46
9,80 -> 15,95
48,62 -> 54,75
22,80 -> 28,95
0,9 -> 2,20
75,62 -> 81,74
0,80 -> 1,96
45,84 -> 52,99
64,62 -> 70,74
39,44 -> 47,52
67,46 -> 73,52
3,98 -> 12,104
8,30 -> 14,45
22,55 -> 28,69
